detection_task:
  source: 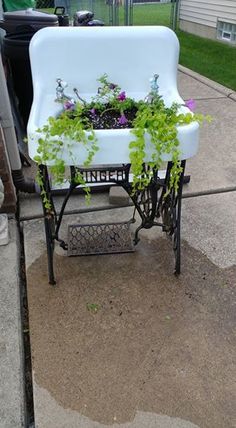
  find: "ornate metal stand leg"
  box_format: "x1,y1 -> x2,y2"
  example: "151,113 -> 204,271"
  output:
39,165 -> 57,285
173,161 -> 185,274
54,167 -> 78,251
44,213 -> 56,285
122,165 -> 163,245
173,190 -> 181,275
159,160 -> 186,274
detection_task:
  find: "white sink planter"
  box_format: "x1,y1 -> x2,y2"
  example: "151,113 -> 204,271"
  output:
27,26 -> 199,165
27,26 -> 200,285
28,117 -> 199,166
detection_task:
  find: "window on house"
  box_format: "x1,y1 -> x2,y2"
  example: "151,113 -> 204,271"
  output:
217,21 -> 236,43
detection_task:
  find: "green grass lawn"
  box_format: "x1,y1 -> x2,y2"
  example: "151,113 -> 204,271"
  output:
131,4 -> 236,90
133,7 -> 236,91
129,3 -> 172,27
177,31 -> 236,91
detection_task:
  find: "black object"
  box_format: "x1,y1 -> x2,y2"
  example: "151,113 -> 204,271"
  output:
1,9 -> 59,131
3,32 -> 35,130
73,10 -> 104,26
54,7 -> 69,27
12,168 -> 36,193
87,19 -> 105,26
0,9 -> 58,34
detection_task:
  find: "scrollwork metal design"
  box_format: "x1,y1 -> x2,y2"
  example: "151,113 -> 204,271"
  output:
39,160 -> 186,284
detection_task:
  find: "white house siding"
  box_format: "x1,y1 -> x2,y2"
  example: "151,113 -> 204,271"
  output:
179,0 -> 236,28
179,0 -> 236,40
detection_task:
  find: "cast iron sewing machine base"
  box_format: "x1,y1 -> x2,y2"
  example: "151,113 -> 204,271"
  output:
39,160 -> 186,285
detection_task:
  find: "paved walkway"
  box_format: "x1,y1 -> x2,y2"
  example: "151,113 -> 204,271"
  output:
0,220 -> 25,428
1,67 -> 236,428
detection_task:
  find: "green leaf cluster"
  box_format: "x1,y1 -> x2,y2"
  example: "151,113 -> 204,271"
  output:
129,98 -> 194,192
34,74 -> 208,207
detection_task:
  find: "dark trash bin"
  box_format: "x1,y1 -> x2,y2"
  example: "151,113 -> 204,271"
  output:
0,8 -> 58,33
1,9 -> 59,130
3,32 -> 35,129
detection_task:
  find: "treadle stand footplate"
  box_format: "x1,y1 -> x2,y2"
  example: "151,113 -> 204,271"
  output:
67,221 -> 134,256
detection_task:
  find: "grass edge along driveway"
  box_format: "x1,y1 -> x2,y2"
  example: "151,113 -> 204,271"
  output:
177,30 -> 236,92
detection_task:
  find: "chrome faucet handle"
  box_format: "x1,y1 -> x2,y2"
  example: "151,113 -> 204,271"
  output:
149,74 -> 159,94
55,78 -> 70,101
145,73 -> 160,103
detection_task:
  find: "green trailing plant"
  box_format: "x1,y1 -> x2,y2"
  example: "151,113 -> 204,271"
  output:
34,73 -> 210,205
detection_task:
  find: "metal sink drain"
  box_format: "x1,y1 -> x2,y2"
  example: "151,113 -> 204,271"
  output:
67,221 -> 134,256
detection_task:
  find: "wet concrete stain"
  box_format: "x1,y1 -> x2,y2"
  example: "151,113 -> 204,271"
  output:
26,237 -> 236,428
33,381 -> 201,428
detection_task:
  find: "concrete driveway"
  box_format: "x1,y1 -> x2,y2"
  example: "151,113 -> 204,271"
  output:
1,66 -> 236,428
22,66 -> 236,428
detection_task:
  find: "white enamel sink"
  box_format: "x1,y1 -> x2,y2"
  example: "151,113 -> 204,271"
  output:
27,26 -> 199,166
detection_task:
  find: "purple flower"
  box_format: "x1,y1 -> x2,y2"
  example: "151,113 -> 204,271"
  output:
117,91 -> 126,102
64,100 -> 75,111
109,83 -> 118,90
185,99 -> 196,112
118,114 -> 128,125
90,108 -> 96,116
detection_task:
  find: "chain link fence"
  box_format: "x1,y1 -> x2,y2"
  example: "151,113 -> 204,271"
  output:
35,0 -> 117,25
34,0 -> 179,29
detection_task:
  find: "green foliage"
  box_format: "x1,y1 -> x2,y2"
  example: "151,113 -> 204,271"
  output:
132,3 -> 171,27
35,74 -> 207,206
178,30 -> 236,91
35,112 -> 99,205
86,303 -> 100,313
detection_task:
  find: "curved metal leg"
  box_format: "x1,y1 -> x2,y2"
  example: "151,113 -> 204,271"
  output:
39,164 -> 57,285
173,161 -> 185,274
134,224 -> 142,245
44,214 -> 56,285
160,160 -> 185,274
161,190 -> 181,274
173,194 -> 181,275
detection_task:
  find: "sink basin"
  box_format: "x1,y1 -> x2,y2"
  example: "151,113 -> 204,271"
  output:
27,26 -> 199,165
